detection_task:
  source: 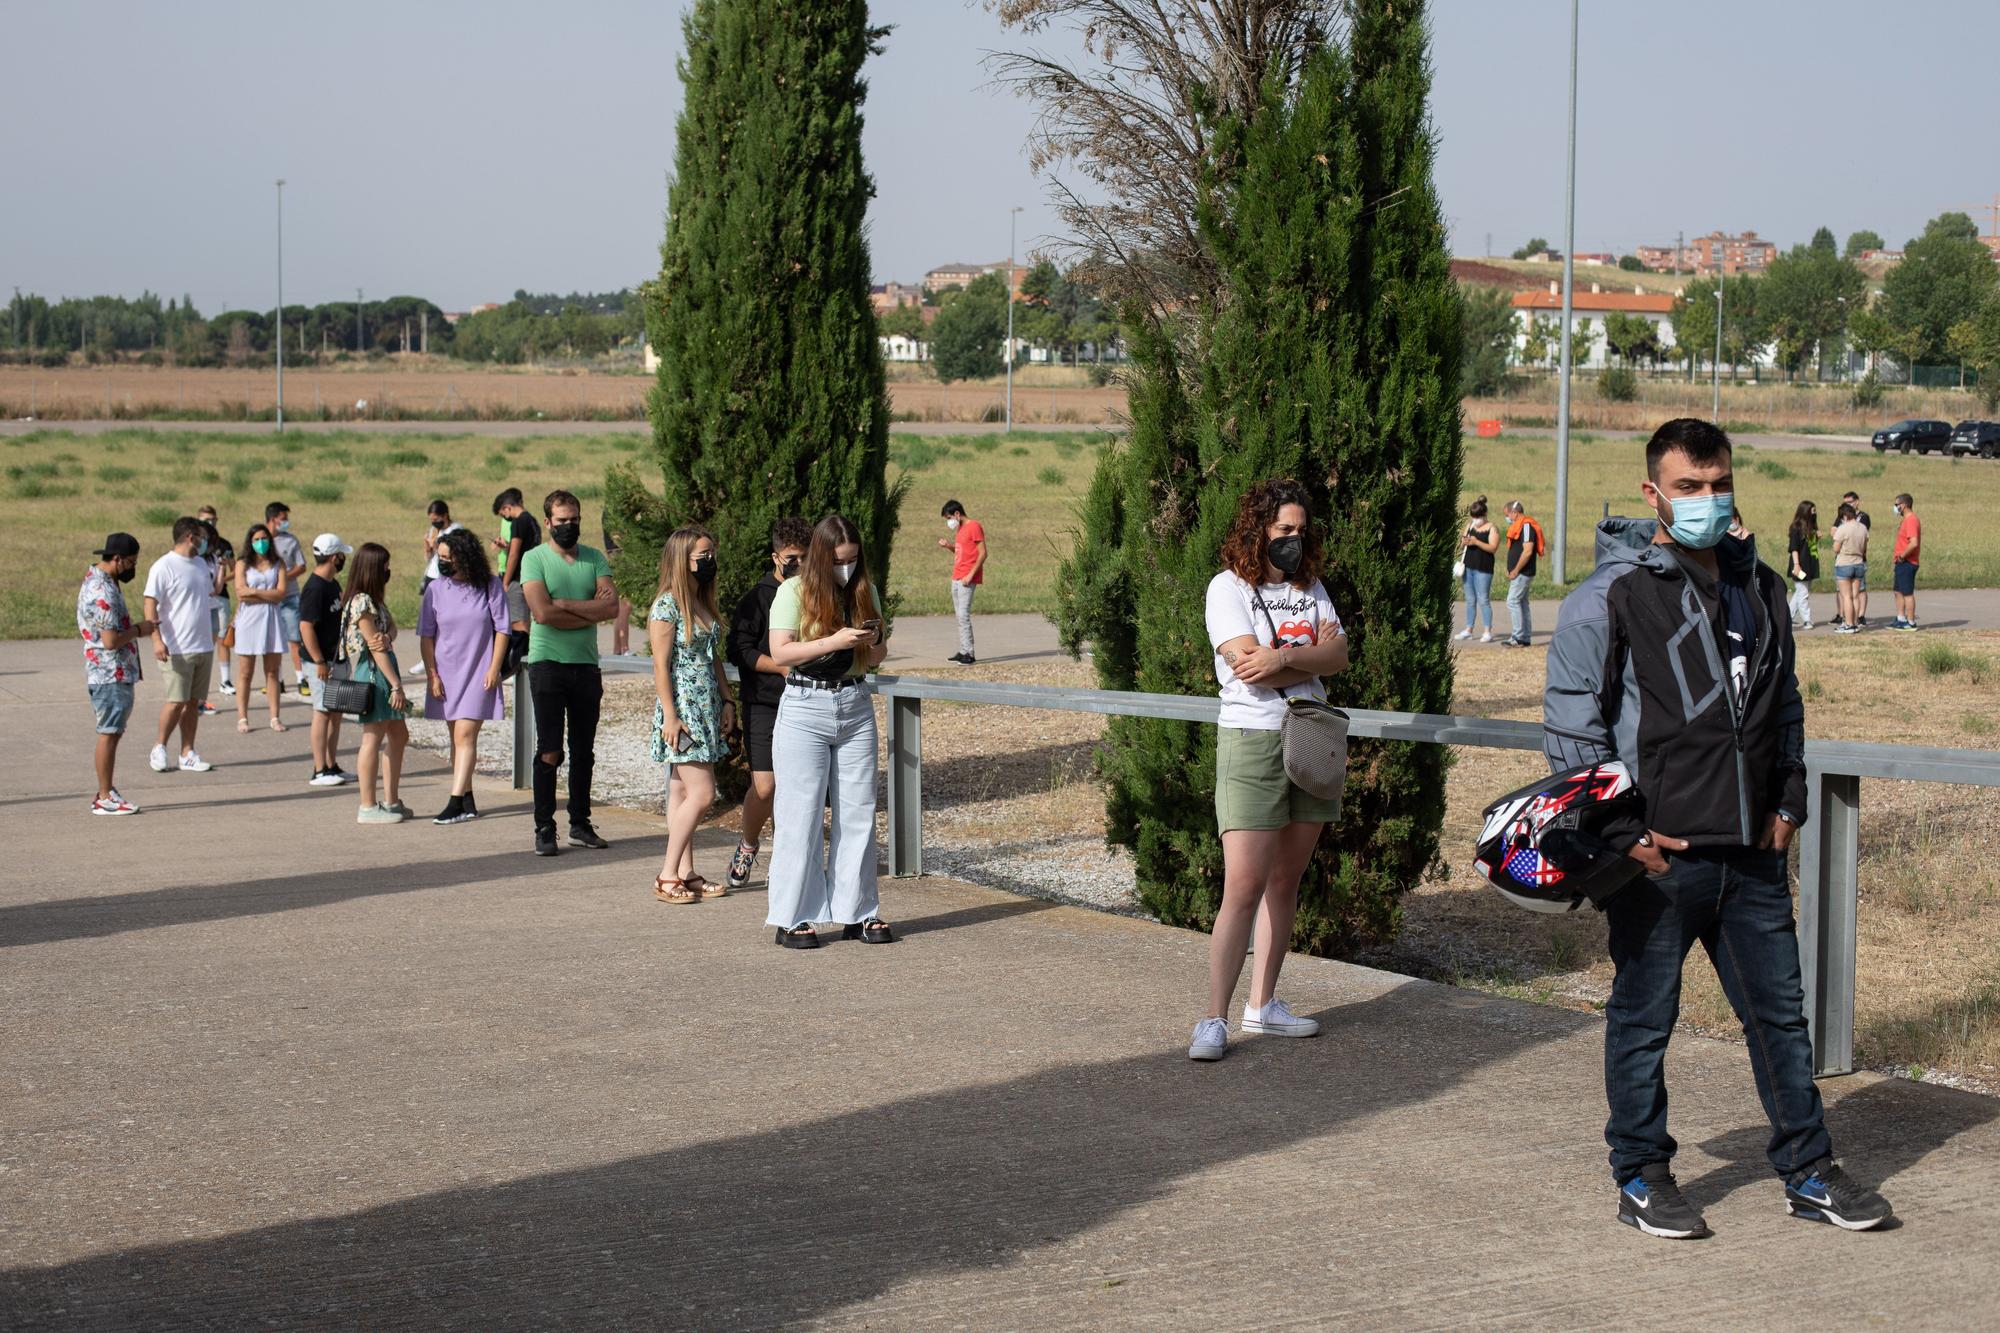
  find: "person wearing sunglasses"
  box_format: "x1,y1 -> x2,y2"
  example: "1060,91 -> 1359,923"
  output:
721,517 -> 812,891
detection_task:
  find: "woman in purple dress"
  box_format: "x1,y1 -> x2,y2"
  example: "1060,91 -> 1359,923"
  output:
418,528 -> 509,826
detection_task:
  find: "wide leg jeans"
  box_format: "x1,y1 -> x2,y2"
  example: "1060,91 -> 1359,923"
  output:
766,683 -> 880,929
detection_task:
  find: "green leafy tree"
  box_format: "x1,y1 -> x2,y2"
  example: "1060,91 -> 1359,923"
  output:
1878,211 -> 2000,364
1948,294 -> 2000,409
1671,274 -> 1763,378
1844,229 -> 1885,259
928,270 -> 1008,382
1809,225 -> 1837,255
1617,254 -> 1644,272
1759,243 -> 1866,379
1571,316 -> 1597,367
1057,2 -> 1463,956
878,303 -> 927,343
1458,285 -> 1516,395
621,0 -> 901,621
1519,314 -> 1553,369
1602,310 -> 1654,366
1511,236 -> 1551,260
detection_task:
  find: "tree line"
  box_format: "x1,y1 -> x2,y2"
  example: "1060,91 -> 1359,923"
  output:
880,260 -> 1123,382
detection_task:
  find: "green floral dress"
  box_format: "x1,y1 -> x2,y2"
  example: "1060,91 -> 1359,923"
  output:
649,592 -> 727,764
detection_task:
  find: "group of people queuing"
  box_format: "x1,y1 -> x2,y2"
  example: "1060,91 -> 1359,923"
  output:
1785,488 -> 1924,634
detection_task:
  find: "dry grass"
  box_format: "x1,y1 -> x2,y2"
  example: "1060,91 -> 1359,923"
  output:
1467,376 -> 1985,436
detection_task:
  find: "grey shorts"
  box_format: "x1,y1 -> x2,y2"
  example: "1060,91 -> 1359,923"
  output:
504,581 -> 529,625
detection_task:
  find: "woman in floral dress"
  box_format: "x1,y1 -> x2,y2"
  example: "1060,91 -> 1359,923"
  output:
649,525 -> 735,903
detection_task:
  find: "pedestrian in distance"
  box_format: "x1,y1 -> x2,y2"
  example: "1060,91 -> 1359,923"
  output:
649,526 -> 736,903
724,517 -> 811,891
265,501 -> 310,696
420,498 -> 462,596
230,523 -> 293,733
764,514 -> 891,948
1784,500 -> 1820,631
1455,495 -> 1499,643
1830,502 -> 1868,635
1890,492 -> 1921,631
194,505 -> 234,703
142,517 -> 219,775
1545,418 -> 1891,1239
1188,479 -> 1350,1062
491,487 -> 542,637
1839,491 -> 1871,626
519,488 -> 617,857
1500,499 -> 1544,648
937,499 -> 986,664
604,515 -> 633,656
78,533 -> 155,815
340,542 -> 413,824
419,528 -> 510,825
298,534 -> 355,787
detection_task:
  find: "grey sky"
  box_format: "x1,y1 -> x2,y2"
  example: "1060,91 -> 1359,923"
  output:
4,1 -> 1995,312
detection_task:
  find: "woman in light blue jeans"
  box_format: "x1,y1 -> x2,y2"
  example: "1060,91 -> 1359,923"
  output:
1456,495 -> 1498,641
764,515 -> 892,949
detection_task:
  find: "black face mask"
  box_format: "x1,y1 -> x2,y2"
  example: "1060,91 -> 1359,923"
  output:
431,517 -> 449,530
437,558 -> 455,577
334,556 -> 346,575
778,556 -> 801,578
693,556 -> 718,586
550,521 -> 581,549
1267,534 -> 1305,577
115,565 -> 136,584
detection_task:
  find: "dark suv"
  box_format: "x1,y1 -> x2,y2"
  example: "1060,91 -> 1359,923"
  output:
1948,420 -> 2000,459
1872,419 -> 1953,454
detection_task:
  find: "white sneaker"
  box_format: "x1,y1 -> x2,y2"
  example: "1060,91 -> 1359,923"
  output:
1454,629 -> 1472,641
178,750 -> 214,773
219,681 -> 236,696
1242,998 -> 1320,1038
308,769 -> 344,787
1479,631 -> 1493,643
149,744 -> 170,772
1188,1017 -> 1230,1061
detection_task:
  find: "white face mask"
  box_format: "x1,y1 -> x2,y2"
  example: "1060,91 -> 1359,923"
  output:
947,518 -> 961,531
834,562 -> 856,587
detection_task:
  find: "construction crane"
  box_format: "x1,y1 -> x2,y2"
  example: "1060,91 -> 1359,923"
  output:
1956,194 -> 2000,247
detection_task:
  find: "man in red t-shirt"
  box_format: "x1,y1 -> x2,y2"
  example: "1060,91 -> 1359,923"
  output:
936,499 -> 987,664
1891,492 -> 1921,631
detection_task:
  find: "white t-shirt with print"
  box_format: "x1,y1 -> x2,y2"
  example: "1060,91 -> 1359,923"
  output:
143,551 -> 218,656
1205,570 -> 1342,731
424,522 -> 464,580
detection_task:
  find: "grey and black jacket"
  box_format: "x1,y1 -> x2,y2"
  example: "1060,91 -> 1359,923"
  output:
1542,518 -> 1808,850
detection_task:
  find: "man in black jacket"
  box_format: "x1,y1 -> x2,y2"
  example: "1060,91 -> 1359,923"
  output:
1544,419 -> 1891,1240
722,518 -> 812,890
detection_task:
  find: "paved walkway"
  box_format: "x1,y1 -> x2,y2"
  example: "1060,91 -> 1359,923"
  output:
4,638 -> 1999,1328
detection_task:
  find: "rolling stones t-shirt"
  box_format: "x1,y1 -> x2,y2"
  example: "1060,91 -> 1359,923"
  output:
1205,570 -> 1342,731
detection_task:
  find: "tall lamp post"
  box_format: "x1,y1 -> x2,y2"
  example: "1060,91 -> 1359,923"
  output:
1005,205 -> 1022,433
275,179 -> 286,433
1713,272 -> 1724,421
1552,0 -> 1579,586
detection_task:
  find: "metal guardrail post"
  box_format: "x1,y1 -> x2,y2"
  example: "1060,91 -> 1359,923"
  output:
511,669 -> 535,791
1799,763 -> 1861,1077
886,694 -> 923,877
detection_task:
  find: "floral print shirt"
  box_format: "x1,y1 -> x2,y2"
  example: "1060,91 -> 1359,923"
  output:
78,565 -> 140,686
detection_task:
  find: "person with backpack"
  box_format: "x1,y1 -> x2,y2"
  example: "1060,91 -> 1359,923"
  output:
1500,500 -> 1544,648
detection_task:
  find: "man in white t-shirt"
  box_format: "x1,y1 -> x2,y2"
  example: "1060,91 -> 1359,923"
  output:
142,516 -> 220,773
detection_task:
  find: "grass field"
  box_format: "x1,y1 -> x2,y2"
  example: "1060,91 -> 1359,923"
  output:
1466,375 -> 1992,436
5,425 -> 1989,638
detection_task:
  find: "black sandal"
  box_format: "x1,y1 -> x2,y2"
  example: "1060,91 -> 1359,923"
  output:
775,923 -> 820,950
842,918 -> 895,944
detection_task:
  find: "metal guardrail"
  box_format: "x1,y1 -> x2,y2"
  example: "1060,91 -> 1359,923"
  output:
511,661 -> 2000,1079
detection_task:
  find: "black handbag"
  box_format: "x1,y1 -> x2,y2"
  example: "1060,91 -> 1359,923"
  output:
501,628 -> 530,681
321,665 -> 375,716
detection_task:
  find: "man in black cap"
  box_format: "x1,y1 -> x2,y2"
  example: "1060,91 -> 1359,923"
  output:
78,534 -> 155,814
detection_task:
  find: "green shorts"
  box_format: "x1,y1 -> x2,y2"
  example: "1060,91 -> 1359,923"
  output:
1215,726 -> 1338,833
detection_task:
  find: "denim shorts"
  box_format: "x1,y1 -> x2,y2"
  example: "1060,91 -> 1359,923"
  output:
88,681 -> 134,735
279,596 -> 302,644
1833,563 -> 1867,589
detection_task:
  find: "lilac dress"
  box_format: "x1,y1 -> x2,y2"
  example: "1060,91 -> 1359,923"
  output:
418,575 -> 508,721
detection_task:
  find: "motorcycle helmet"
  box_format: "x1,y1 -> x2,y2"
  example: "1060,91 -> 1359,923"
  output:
1473,761 -> 1646,913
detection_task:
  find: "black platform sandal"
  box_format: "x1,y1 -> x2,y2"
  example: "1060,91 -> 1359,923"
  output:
775,923 -> 820,950
842,918 -> 895,944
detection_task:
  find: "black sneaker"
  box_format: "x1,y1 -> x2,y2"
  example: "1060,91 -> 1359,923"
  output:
534,828 -> 559,857
432,795 -> 474,826
947,652 -> 971,665
726,841 -> 759,889
1617,1163 -> 1709,1239
569,822 -> 610,849
1785,1159 -> 1892,1230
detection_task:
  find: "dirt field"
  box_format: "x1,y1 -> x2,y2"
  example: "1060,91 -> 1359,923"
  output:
1468,376 -> 1990,436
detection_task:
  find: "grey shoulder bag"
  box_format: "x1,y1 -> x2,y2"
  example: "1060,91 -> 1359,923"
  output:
1250,586 -> 1350,811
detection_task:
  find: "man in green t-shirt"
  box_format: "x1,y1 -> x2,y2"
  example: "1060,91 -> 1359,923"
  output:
519,488 -> 617,857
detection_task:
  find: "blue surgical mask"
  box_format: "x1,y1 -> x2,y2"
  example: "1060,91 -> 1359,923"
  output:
1658,492 -> 1734,550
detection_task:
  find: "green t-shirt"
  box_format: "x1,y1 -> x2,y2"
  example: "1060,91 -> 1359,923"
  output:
520,542 -> 611,664
768,577 -> 867,679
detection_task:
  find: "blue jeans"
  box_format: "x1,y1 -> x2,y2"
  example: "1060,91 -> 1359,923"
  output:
1506,573 -> 1532,643
1603,846 -> 1831,1183
1462,569 -> 1493,631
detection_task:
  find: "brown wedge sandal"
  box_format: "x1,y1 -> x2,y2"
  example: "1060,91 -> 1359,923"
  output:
691,874 -> 727,900
653,875 -> 699,905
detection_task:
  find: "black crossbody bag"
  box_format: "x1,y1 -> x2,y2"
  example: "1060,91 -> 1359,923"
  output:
321,601 -> 376,716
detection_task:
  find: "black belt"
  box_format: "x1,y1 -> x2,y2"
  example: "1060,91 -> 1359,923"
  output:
787,674 -> 858,692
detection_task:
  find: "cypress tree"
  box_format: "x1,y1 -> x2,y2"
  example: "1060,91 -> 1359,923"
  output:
609,0 -> 901,613
1057,1 -> 1462,955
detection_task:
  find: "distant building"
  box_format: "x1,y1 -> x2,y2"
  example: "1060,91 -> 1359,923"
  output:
1857,248 -> 1905,265
1687,230 -> 1777,275
870,281 -> 922,314
1572,252 -> 1617,266
1634,244 -> 1684,272
922,261 -> 1026,299
1521,249 -> 1561,264
1510,283 -> 1677,370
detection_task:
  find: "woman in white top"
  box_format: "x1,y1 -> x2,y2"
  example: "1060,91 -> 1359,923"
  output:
1189,480 -> 1351,1062
231,522 -> 292,732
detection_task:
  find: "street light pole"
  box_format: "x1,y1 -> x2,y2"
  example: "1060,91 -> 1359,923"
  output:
1005,206 -> 1022,433
1552,0 -> 1579,586
1713,273 -> 1724,420
275,179 -> 286,433
356,288 -> 364,354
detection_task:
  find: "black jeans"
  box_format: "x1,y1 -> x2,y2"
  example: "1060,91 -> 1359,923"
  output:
528,661 -> 602,835
1603,845 -> 1832,1184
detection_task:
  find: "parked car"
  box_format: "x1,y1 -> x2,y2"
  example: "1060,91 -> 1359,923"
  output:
1871,419 -> 1953,454
1948,419 -> 2000,459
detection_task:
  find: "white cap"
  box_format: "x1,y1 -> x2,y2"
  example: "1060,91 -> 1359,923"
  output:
312,533 -> 353,558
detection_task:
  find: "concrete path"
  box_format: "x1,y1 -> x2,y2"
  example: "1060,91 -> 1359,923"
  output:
4,638 -> 1999,1328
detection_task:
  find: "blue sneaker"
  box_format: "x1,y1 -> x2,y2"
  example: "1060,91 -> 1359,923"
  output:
1785,1159 -> 1892,1230
1617,1163 -> 1708,1239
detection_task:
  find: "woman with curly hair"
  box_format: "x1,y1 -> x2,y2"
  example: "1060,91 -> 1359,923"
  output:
1189,479 -> 1351,1061
418,527 -> 510,825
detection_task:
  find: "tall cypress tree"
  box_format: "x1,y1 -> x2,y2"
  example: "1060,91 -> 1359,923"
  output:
1057,1 -> 1461,955
609,0 -> 901,613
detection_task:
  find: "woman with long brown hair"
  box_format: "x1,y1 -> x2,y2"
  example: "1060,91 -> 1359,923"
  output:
763,514 -> 891,948
648,525 -> 734,903
340,541 -> 413,824
1189,479 -> 1350,1061
231,522 -> 292,732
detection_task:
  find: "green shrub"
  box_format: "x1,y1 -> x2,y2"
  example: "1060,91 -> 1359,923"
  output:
14,477 -> 78,499
968,437 -> 999,454
1852,459 -> 1886,479
1596,366 -> 1638,401
1009,446 -> 1031,457
1054,438 -> 1083,460
890,440 -> 945,473
381,448 -> 430,469
138,504 -> 179,528
296,479 -> 345,505
97,464 -> 138,485
1754,458 -> 1796,481
482,452 -> 510,478
1036,466 -> 1066,487
1851,370 -> 1885,410
544,447 -> 572,469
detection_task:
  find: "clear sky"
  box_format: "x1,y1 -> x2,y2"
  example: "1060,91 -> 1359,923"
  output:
4,0 -> 1995,312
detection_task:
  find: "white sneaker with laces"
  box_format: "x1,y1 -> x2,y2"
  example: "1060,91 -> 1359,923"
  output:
1188,1017 -> 1230,1061
309,769 -> 343,787
1479,631 -> 1493,643
1242,998 -> 1320,1037
1454,629 -> 1472,641
220,681 -> 236,696
178,750 -> 214,773
149,744 -> 170,772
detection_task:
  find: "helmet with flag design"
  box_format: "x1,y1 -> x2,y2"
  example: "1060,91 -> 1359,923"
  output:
1473,761 -> 1647,913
